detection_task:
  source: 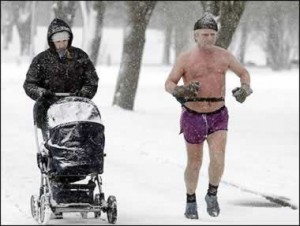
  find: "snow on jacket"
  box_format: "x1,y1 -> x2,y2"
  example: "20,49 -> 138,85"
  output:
23,18 -> 99,100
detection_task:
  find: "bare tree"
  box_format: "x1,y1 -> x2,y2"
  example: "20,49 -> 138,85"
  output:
79,1 -> 106,65
171,2 -> 202,57
162,25 -> 172,65
158,2 -> 174,65
265,1 -> 299,70
1,1 -> 39,58
113,1 -> 156,110
237,19 -> 248,64
217,1 -> 246,49
12,1 -> 34,56
234,2 -> 255,64
201,1 -> 246,49
29,1 -> 37,57
239,2 -> 266,63
52,1 -> 77,27
1,2 -> 14,50
151,1 -> 203,64
200,1 -> 220,15
228,1 -> 299,70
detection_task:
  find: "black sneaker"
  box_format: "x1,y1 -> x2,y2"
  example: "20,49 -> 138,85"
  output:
205,194 -> 220,217
184,201 -> 199,219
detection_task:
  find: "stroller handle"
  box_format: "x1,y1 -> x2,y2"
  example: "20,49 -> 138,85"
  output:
54,92 -> 74,97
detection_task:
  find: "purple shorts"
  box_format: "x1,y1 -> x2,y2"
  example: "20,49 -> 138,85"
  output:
180,106 -> 229,144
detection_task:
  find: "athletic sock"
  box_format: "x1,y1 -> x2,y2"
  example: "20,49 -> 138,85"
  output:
207,183 -> 218,196
186,193 -> 196,203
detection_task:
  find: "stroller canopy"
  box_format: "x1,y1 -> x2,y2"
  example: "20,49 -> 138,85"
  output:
47,96 -> 103,129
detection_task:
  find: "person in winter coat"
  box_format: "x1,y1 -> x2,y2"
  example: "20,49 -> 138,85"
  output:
23,18 -> 99,139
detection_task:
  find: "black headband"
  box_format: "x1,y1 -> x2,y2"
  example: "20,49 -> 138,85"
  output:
194,13 -> 218,31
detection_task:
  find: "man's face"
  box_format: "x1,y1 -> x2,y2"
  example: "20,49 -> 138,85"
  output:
194,29 -> 217,48
53,39 -> 69,51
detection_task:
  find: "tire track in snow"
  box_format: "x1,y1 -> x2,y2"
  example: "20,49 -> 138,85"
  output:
221,180 -> 298,210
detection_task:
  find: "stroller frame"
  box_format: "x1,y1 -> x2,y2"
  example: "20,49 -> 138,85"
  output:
30,95 -> 117,225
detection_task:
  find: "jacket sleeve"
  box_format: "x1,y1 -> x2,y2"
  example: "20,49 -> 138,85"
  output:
78,52 -> 99,99
23,56 -> 46,101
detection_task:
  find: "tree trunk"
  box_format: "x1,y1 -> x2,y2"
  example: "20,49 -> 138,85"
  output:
79,1 -> 89,50
162,25 -> 172,65
80,1 -> 106,65
13,1 -> 32,56
200,1 -> 246,49
53,1 -> 77,27
216,1 -> 246,49
238,20 -> 248,64
89,1 -> 106,65
265,2 -> 293,70
113,1 -> 156,110
266,12 -> 280,70
174,24 -> 189,58
200,1 -> 220,15
29,1 -> 37,58
79,1 -> 105,65
1,2 -> 14,50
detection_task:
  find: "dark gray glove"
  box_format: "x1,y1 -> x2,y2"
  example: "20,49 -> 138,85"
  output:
232,83 -> 253,103
43,89 -> 54,98
38,88 -> 54,99
77,87 -> 93,99
173,81 -> 200,98
172,81 -> 200,104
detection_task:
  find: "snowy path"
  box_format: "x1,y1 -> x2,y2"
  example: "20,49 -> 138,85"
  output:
2,132 -> 298,225
1,64 -> 299,224
2,104 -> 298,225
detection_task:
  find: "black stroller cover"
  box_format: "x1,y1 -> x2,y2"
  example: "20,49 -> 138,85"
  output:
43,97 -> 105,177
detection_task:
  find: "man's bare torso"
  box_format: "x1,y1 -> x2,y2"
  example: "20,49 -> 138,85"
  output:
181,46 -> 230,112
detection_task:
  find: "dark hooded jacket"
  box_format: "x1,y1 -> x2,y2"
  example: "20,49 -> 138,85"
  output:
23,18 -> 99,101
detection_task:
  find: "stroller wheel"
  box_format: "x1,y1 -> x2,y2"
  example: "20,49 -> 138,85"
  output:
38,194 -> 52,225
51,212 -> 63,219
80,212 -> 88,219
30,195 -> 39,222
106,196 -> 117,224
94,211 -> 101,218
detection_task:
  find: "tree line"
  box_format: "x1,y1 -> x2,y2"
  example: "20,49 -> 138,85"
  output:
1,1 -> 299,110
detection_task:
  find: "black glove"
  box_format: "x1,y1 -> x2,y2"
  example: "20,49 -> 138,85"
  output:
232,83 -> 253,103
41,89 -> 54,98
77,87 -> 93,99
172,81 -> 200,104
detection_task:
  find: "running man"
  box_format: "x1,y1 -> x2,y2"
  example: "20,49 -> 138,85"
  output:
165,12 -> 252,219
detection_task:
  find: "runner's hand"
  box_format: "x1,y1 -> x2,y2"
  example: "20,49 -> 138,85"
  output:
232,83 -> 253,103
172,81 -> 200,98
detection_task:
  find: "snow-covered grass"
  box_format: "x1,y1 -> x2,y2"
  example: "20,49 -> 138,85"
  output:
1,26 -> 299,224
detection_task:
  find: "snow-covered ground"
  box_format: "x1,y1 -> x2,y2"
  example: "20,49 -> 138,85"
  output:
1,26 -> 299,224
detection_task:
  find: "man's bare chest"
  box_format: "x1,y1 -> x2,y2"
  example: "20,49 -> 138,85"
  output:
185,59 -> 228,79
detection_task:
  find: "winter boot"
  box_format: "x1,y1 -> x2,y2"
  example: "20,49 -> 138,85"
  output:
205,194 -> 220,217
184,201 -> 199,219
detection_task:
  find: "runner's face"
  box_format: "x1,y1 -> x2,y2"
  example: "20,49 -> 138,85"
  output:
195,29 -> 217,48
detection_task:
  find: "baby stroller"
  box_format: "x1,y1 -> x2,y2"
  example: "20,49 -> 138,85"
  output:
30,94 -> 117,225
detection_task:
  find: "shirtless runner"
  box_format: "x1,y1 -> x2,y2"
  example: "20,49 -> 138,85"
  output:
165,12 -> 252,219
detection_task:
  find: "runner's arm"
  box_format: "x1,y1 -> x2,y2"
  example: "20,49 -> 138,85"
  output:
228,52 -> 251,87
165,53 -> 185,94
